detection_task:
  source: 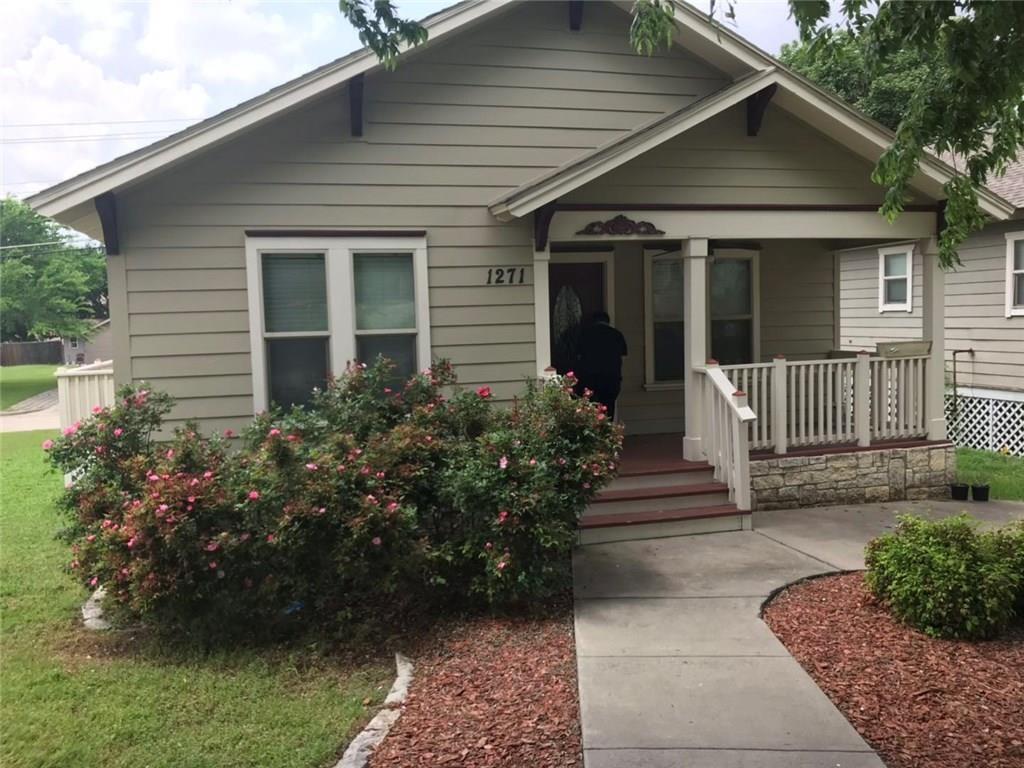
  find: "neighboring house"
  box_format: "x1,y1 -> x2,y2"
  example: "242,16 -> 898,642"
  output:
63,318 -> 113,365
837,161 -> 1024,454
26,1 -> 1020,527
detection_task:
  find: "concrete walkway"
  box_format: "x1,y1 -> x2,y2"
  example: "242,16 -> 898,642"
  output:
0,389 -> 59,433
573,500 -> 1024,768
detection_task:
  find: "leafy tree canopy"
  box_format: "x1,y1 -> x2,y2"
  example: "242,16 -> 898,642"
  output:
779,29 -> 930,132
338,0 -> 1024,269
0,196 -> 108,342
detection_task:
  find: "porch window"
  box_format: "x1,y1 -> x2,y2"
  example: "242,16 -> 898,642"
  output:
246,235 -> 430,412
710,253 -> 756,365
644,249 -> 685,384
879,246 -> 913,312
1007,233 -> 1024,317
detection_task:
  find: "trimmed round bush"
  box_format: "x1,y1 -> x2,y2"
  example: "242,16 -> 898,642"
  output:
865,514 -> 1023,640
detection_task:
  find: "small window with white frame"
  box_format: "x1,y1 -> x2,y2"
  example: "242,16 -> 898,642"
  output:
878,245 -> 913,312
245,235 -> 430,411
1006,232 -> 1024,317
644,248 -> 685,386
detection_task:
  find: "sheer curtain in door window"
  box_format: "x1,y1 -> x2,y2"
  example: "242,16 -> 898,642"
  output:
710,258 -> 753,365
651,258 -> 684,382
353,253 -> 417,378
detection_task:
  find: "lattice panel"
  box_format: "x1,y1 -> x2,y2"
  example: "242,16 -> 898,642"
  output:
946,394 -> 1024,456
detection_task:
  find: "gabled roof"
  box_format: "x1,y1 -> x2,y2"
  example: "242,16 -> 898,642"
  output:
28,0 -> 1018,226
493,1 -> 1017,221
27,0 -> 514,218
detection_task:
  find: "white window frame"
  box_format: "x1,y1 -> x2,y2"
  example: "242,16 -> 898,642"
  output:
707,248 -> 760,365
245,235 -> 430,412
1005,231 -> 1024,318
644,247 -> 685,388
878,245 -> 913,313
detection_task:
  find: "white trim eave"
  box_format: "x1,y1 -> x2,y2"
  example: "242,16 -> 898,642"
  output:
489,68 -> 779,221
28,0 -> 515,218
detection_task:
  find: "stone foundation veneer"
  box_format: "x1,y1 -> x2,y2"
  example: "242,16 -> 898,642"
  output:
750,444 -> 956,511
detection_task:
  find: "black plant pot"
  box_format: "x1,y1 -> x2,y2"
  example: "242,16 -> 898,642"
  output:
971,484 -> 990,502
950,483 -> 969,501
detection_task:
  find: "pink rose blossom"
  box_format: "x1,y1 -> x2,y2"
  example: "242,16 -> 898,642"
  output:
208,561 -> 218,570
268,428 -> 282,438
529,458 -> 537,466
203,471 -> 213,479
223,429 -> 235,438
476,386 -> 492,398
286,434 -> 299,442
127,536 -> 137,549
497,510 -> 509,525
165,449 -> 175,460
248,490 -> 260,501
95,446 -> 106,455
92,405 -> 103,414
371,536 -> 382,546
497,560 -> 509,571
266,534 -> 276,543
386,501 -> 400,512
113,427 -> 123,437
499,456 -> 509,470
187,496 -> 196,503
366,494 -> 379,505
305,463 -> 318,471
89,576 -> 99,587
484,542 -> 493,551
62,424 -> 78,437
42,439 -> 54,450
86,534 -> 96,542
205,542 -> 220,552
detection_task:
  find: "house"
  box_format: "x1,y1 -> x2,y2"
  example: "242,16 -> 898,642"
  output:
63,318 -> 113,365
27,1 -> 1019,537
836,160 -> 1024,456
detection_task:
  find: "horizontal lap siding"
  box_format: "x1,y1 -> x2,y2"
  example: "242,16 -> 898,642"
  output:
839,245 -> 922,350
565,102 -> 901,206
118,1 -> 727,431
759,241 -> 835,360
839,222 -> 1024,393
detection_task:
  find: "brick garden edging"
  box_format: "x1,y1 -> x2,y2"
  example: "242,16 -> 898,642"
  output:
750,443 -> 956,510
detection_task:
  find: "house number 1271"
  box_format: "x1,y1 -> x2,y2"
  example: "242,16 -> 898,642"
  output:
486,267 -> 526,285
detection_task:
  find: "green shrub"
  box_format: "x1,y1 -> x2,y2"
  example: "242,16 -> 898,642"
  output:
46,360 -> 623,638
865,514 -> 1024,639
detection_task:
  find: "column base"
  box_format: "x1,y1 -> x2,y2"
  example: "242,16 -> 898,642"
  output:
682,436 -> 704,462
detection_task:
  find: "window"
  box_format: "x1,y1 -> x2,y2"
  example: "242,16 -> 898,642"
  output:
69,338 -> 79,349
1006,232 -> 1024,318
246,236 -> 430,411
709,251 -> 757,366
879,246 -> 913,312
644,249 -> 685,385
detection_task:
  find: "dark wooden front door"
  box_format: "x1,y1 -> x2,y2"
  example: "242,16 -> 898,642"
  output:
549,262 -> 605,374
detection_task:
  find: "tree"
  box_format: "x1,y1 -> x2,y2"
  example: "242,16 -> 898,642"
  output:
0,196 -> 108,342
337,0 -> 1024,268
780,30 -> 931,132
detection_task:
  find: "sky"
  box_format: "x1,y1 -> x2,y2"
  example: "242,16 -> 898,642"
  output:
0,0 -> 808,200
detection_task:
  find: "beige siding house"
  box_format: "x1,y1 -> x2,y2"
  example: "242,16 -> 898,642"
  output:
28,0 -> 1021,522
838,165 -> 1024,454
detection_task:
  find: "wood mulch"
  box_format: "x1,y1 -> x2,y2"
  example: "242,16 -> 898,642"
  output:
367,605 -> 581,768
763,572 -> 1024,768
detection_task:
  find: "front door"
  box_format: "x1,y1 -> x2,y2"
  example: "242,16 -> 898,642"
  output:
549,261 -> 605,374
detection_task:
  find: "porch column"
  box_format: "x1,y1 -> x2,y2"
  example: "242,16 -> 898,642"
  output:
533,245 -> 552,377
920,237 -> 947,440
682,237 -> 709,461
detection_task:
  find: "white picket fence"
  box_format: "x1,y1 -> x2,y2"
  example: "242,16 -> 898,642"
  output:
55,360 -> 116,429
721,353 -> 930,454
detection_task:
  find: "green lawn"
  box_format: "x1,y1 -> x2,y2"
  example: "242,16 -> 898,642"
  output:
0,430 -> 391,768
0,365 -> 58,410
956,447 -> 1024,501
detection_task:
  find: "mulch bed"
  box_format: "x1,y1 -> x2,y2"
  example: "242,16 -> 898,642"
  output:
763,572 -> 1024,768
368,606 -> 581,767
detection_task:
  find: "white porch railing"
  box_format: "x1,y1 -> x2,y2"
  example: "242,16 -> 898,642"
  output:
700,363 -> 757,510
56,360 -> 116,430
721,352 -> 929,454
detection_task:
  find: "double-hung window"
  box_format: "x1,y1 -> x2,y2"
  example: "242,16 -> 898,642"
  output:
709,250 -> 758,366
246,235 -> 430,411
879,246 -> 913,312
1006,232 -> 1024,317
644,248 -> 685,385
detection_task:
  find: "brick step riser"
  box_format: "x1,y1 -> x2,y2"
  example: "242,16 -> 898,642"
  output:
578,513 -> 749,545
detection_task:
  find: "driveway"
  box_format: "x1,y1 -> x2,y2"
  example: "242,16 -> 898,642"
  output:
573,500 -> 1024,768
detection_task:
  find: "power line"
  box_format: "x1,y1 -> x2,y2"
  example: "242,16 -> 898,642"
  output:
3,131 -> 174,145
0,240 -> 64,250
3,117 -> 201,128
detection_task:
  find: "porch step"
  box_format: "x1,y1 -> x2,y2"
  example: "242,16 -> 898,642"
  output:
579,504 -> 750,545
590,482 -> 731,515
610,463 -> 715,491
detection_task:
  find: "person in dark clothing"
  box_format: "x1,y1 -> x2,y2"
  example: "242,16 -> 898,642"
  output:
575,311 -> 628,420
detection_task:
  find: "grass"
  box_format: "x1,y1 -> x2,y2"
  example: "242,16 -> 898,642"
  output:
956,447 -> 1024,501
0,365 -> 58,410
0,430 -> 392,768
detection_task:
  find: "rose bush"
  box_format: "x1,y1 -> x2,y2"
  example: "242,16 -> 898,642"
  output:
47,360 -> 622,637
